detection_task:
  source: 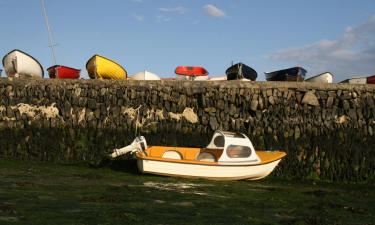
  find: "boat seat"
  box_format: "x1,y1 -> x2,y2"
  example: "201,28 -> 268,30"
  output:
162,150 -> 183,160
196,152 -> 217,162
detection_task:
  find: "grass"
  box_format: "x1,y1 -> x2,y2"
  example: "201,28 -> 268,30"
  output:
0,159 -> 374,225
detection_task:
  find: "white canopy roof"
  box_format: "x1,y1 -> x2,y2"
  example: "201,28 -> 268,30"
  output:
206,131 -> 260,165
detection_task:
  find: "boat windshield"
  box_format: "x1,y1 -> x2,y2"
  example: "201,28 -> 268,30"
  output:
221,132 -> 246,139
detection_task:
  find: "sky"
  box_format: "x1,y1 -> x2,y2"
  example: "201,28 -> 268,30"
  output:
0,0 -> 374,81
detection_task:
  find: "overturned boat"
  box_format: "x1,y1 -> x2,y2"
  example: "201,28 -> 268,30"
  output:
175,66 -> 209,81
86,54 -> 127,80
209,76 -> 227,81
265,67 -> 306,82
339,76 -> 367,84
130,70 -> 161,80
47,65 -> 80,79
2,49 -> 44,78
109,131 -> 286,181
225,63 -> 257,81
367,75 -> 375,84
305,72 -> 333,83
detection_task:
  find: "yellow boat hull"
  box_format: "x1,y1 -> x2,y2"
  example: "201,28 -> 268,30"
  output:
86,55 -> 127,80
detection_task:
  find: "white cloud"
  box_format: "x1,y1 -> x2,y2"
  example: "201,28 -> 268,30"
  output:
268,16 -> 375,80
133,14 -> 144,22
130,0 -> 143,3
156,15 -> 171,23
158,6 -> 187,14
203,4 -> 226,18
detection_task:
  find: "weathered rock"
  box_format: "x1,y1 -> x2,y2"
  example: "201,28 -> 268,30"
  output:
268,96 -> 276,105
250,99 -> 258,111
326,96 -> 334,108
302,91 -> 319,107
209,116 -> 219,130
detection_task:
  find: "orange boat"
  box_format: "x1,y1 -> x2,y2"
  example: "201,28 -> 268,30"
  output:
175,66 -> 208,76
175,66 -> 209,80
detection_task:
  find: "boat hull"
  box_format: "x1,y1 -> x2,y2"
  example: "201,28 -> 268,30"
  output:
340,77 -> 367,84
367,75 -> 375,84
175,66 -> 208,76
86,55 -> 127,80
209,76 -> 227,81
131,70 -> 160,80
137,158 -> 282,181
47,65 -> 80,79
305,72 -> 333,83
137,151 -> 284,181
176,74 -> 209,81
225,63 -> 257,81
2,50 -> 44,78
175,66 -> 209,80
265,67 -> 306,82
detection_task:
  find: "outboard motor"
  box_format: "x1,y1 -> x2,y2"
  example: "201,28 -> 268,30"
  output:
109,136 -> 148,159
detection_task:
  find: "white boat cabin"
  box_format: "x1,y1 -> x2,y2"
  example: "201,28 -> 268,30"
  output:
205,131 -> 261,165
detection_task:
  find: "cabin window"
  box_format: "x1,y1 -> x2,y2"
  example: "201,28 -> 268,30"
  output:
227,145 -> 251,158
213,136 -> 225,147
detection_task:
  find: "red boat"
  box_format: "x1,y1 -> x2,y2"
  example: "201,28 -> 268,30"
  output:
367,75 -> 375,84
47,65 -> 81,79
175,66 -> 208,77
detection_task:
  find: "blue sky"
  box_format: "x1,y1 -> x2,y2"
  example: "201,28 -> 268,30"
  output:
0,0 -> 374,81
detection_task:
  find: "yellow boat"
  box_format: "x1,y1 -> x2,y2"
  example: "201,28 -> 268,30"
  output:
86,54 -> 127,80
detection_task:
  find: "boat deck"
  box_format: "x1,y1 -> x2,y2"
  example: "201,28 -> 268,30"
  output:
137,146 -> 286,166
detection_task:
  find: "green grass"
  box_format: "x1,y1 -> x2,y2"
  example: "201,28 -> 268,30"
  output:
0,159 -> 374,225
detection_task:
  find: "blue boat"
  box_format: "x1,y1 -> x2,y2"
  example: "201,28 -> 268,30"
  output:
226,63 -> 257,81
265,67 -> 307,82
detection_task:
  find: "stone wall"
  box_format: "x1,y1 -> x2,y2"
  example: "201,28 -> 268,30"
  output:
1,77 -> 375,181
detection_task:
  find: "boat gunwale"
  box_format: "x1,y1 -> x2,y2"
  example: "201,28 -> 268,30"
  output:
137,150 -> 286,167
85,54 -> 127,77
47,65 -> 82,72
2,49 -> 45,77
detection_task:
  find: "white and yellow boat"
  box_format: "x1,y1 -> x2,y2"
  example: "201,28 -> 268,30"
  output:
110,131 -> 286,181
2,49 -> 44,78
86,54 -> 127,80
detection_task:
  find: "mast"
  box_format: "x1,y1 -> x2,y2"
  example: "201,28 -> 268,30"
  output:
40,0 -> 57,65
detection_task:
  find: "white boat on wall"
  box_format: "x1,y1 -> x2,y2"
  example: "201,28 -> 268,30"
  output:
209,76 -> 227,81
2,49 -> 44,78
130,70 -> 161,80
109,131 -> 286,181
305,72 -> 333,83
340,76 -> 367,84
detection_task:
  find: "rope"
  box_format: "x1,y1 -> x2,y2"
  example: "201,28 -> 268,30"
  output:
135,105 -> 142,137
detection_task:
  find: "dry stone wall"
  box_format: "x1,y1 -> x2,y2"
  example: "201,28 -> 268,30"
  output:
1,77 -> 375,181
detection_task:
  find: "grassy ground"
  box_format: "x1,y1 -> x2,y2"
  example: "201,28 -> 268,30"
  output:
0,159 -> 374,225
